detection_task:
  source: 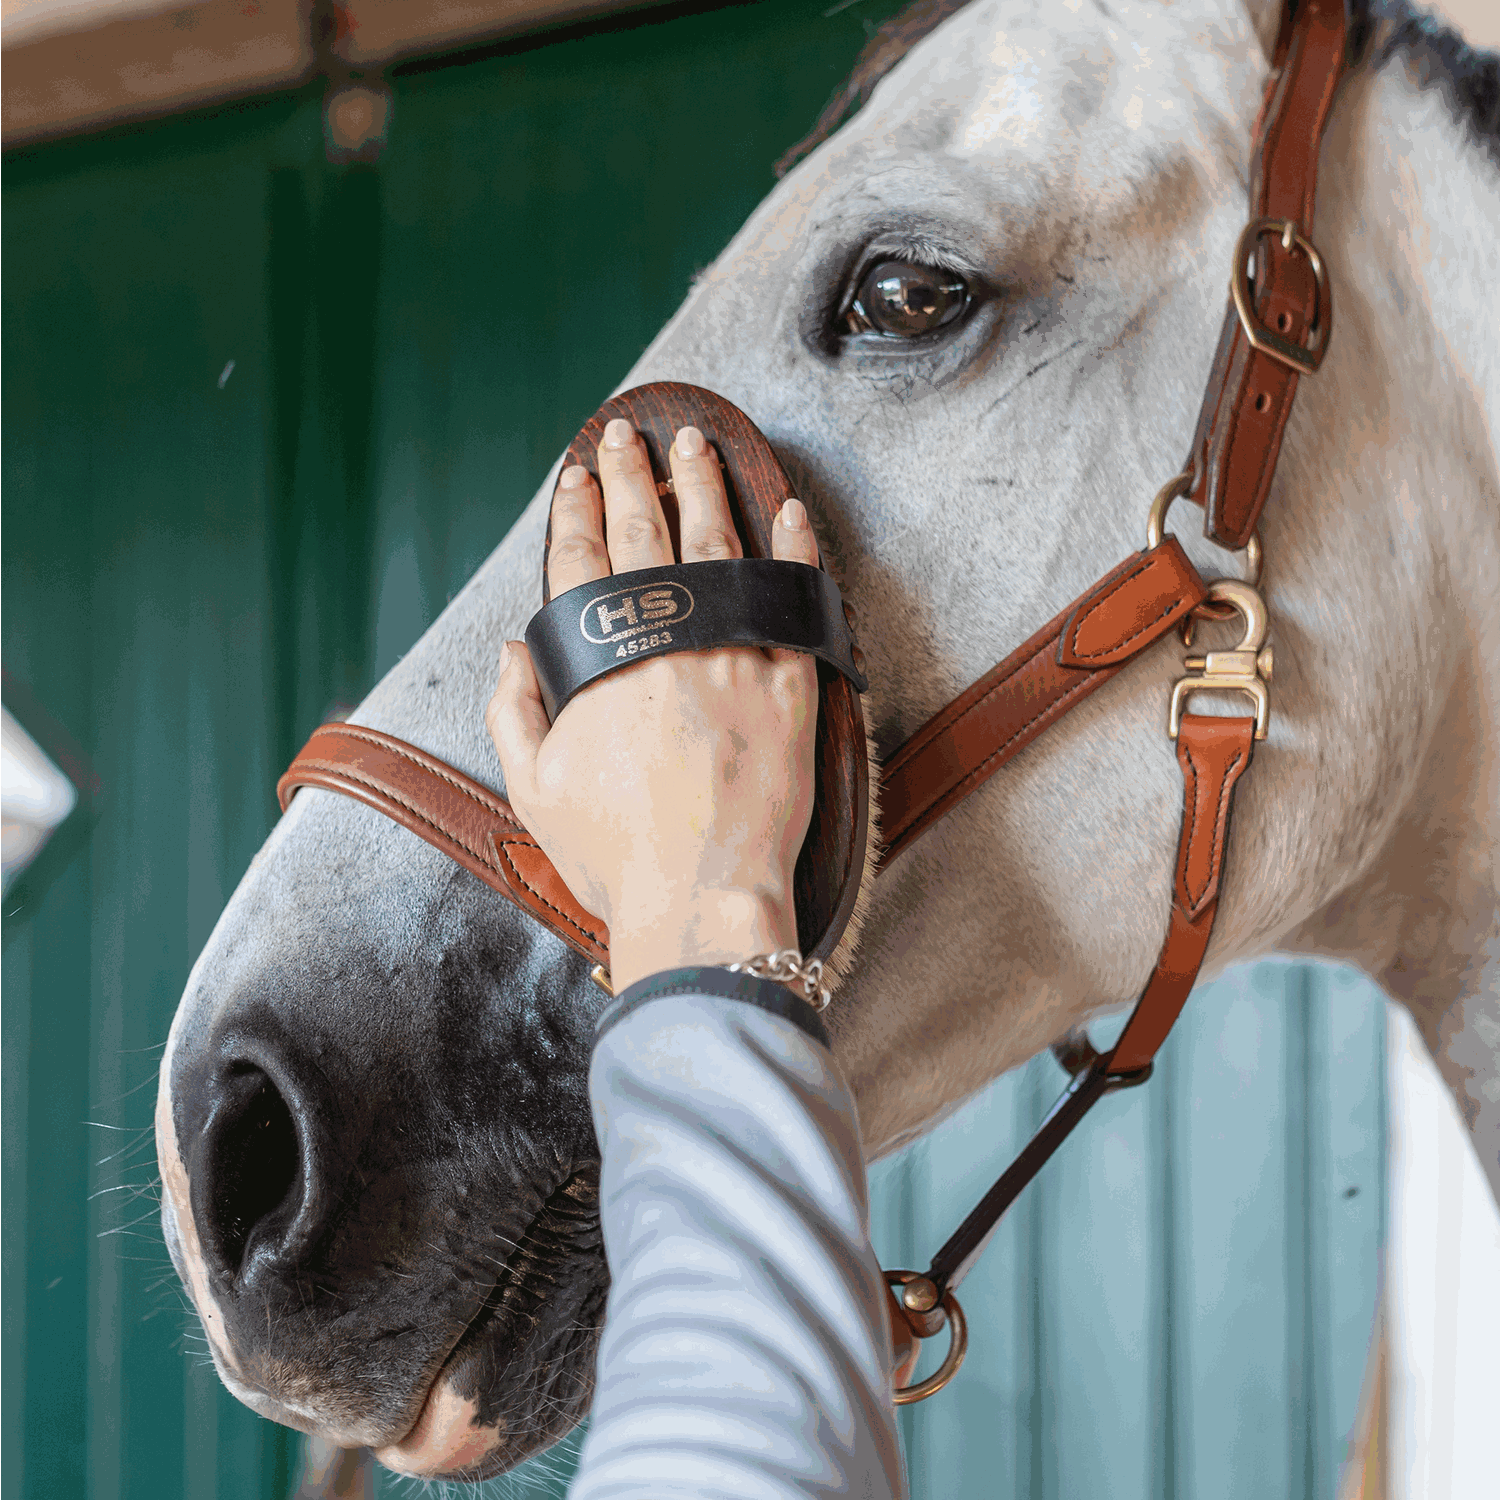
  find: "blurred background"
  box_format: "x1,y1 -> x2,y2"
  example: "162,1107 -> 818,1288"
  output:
3,2 -> 1497,1498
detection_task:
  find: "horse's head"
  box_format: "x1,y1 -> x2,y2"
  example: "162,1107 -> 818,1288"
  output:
158,0 -> 1498,1480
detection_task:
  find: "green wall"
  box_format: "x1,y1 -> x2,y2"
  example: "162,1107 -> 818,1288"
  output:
2,3 -> 1384,1497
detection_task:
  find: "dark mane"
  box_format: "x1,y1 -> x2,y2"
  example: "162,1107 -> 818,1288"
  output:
776,0 -> 1500,179
1357,1 -> 1500,159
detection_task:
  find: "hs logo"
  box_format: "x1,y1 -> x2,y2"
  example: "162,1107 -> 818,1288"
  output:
580,581 -> 695,645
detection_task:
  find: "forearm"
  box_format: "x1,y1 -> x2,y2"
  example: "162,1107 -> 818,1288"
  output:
570,970 -> 907,1500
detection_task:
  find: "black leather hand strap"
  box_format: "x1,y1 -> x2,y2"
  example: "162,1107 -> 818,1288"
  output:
525,558 -> 868,721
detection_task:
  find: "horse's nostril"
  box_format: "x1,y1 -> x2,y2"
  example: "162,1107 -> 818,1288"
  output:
205,1066 -> 301,1277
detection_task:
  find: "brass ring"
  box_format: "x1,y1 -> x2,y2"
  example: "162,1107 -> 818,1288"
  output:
1146,472 -> 1262,590
1145,471 -> 1195,551
885,1271 -> 968,1405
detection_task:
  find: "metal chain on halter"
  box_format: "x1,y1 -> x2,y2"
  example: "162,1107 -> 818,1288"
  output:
727,948 -> 830,1011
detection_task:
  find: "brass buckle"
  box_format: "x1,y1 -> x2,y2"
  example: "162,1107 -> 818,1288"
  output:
1168,579 -> 1273,741
1230,217 -> 1331,376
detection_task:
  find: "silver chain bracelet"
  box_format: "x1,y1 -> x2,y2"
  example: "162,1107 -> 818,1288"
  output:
727,948 -> 829,1012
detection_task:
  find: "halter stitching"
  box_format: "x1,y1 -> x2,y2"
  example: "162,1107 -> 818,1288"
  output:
1065,553 -> 1180,662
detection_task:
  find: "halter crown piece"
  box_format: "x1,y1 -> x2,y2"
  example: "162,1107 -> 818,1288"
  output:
277,0 -> 1348,1404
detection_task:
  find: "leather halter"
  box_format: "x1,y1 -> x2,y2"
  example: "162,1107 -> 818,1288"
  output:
278,0 -> 1348,1402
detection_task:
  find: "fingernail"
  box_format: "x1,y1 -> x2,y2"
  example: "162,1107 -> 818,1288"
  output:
603,418 -> 634,449
675,425 -> 706,458
558,464 -> 589,489
780,497 -> 808,530
498,641 -> 511,672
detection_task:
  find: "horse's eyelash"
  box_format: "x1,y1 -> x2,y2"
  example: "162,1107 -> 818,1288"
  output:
856,234 -> 979,278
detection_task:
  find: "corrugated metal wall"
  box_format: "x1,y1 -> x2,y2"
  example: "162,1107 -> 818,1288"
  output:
1,2 -> 1385,1497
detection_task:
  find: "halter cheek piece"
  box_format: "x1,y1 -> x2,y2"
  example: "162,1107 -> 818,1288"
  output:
278,0 -> 1347,1406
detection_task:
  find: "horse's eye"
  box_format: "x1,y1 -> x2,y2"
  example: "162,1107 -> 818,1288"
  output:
845,260 -> 970,338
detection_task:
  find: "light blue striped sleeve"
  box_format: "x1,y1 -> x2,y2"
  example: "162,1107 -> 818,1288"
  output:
569,972 -> 907,1500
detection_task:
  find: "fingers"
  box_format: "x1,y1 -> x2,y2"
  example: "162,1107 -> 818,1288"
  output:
770,498 -> 823,676
547,465 -> 609,598
484,640 -> 549,812
598,418 -> 674,573
671,427 -> 741,562
553,420 -> 819,626
771,497 -> 820,567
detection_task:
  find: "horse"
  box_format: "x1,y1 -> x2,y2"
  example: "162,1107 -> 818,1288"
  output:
154,0 -> 1500,1480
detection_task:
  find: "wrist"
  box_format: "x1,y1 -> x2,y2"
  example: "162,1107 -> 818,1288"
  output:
607,886 -> 796,994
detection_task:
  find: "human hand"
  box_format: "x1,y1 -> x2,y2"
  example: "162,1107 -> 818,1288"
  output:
485,418 -> 820,993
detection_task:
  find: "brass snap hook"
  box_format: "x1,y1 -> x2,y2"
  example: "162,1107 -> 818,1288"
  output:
885,1270 -> 969,1405
1167,578 -> 1273,740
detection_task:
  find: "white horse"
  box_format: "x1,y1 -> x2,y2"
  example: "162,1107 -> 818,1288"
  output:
156,0 -> 1500,1480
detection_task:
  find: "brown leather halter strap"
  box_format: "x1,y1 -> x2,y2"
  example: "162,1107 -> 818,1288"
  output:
278,0 -> 1347,1400
876,0 -> 1346,860
275,531 -> 1214,971
909,714 -> 1256,1301
881,0 -> 1346,1396
1190,0 -> 1346,550
279,723 -> 609,966
877,537 -> 1208,867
